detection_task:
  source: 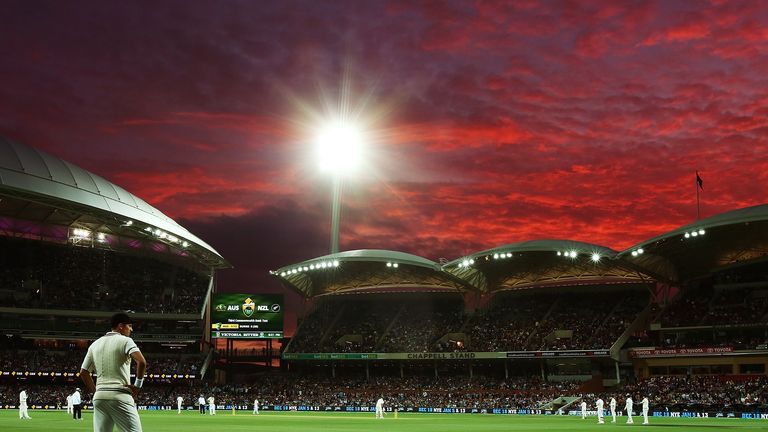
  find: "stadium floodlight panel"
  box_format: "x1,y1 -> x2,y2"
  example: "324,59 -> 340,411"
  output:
631,250 -> 638,257
591,253 -> 601,262
569,251 -> 578,258
698,229 -> 705,235
73,228 -> 91,238
684,232 -> 690,238
637,248 -> 644,254
316,121 -> 365,174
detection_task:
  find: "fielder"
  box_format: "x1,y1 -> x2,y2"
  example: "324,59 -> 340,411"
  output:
80,312 -> 147,432
596,397 -> 604,424
19,389 -> 31,419
641,396 -> 649,425
581,400 -> 587,419
177,396 -> 183,414
208,396 -> 216,415
610,397 -> 617,423
66,394 -> 73,415
625,395 -> 634,424
375,397 -> 385,419
253,398 -> 259,415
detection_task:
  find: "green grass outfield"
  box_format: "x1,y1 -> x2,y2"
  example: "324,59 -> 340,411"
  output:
1,410 -> 767,431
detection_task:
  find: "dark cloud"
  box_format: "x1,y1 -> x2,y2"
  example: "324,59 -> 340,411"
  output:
2,0 -> 768,333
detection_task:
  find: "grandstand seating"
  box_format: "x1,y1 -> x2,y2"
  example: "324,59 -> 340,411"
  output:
0,236 -> 209,314
287,288 -> 649,353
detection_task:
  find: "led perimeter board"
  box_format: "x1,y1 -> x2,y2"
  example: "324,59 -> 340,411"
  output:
210,294 -> 284,339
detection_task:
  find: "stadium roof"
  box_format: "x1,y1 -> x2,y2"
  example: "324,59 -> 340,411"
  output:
618,203 -> 768,283
0,136 -> 229,269
443,239 -> 653,293
272,249 -> 474,297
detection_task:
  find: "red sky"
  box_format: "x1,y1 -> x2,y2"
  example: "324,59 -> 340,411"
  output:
2,1 -> 768,314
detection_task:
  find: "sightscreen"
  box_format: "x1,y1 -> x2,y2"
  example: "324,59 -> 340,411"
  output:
210,293 -> 284,339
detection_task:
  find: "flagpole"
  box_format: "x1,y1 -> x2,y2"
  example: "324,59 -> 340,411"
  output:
696,171 -> 701,220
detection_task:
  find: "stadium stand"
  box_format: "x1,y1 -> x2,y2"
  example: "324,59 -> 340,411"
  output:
3,136 -> 768,417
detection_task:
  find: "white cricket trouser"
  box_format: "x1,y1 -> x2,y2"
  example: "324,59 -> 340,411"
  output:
177,402 -> 182,413
209,403 -> 215,415
376,407 -> 383,418
626,407 -> 634,423
643,410 -> 649,423
253,406 -> 259,414
19,404 -> 30,419
611,408 -> 616,422
597,409 -> 604,422
67,405 -> 73,414
93,399 -> 143,432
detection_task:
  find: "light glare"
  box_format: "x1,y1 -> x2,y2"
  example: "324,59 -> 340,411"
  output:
316,122 -> 365,173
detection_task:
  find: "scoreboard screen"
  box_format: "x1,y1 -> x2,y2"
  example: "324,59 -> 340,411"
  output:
210,293 -> 284,339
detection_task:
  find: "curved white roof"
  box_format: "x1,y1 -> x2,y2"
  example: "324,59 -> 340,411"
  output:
0,136 -> 225,263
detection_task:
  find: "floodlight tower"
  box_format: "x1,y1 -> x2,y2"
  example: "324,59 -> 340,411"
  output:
316,121 -> 364,254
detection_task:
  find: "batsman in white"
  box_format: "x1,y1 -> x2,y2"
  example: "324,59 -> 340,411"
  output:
375,397 -> 385,419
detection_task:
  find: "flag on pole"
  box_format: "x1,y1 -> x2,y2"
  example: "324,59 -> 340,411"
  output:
696,171 -> 703,190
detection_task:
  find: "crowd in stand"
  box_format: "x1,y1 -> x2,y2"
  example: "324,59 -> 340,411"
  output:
613,375 -> 768,411
289,294 -> 467,354
288,289 -> 649,354
0,336 -> 203,376
0,236 -> 208,314
2,373 -> 766,412
659,283 -> 768,328
379,298 -> 465,352
0,374 -> 579,410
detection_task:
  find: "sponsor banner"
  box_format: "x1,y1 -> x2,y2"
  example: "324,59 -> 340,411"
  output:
630,347 -> 734,358
0,371 -> 195,379
506,350 -> 610,358
283,350 -> 610,361
2,406 -> 768,417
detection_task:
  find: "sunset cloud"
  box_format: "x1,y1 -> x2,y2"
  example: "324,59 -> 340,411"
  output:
2,0 -> 768,315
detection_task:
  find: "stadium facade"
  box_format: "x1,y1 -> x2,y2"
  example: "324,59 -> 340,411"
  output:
0,136 -> 230,387
1,136 -> 767,416
273,192 -> 768,390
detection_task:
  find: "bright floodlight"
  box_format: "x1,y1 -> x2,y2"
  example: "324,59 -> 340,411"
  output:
591,253 -> 601,262
316,121 -> 365,173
